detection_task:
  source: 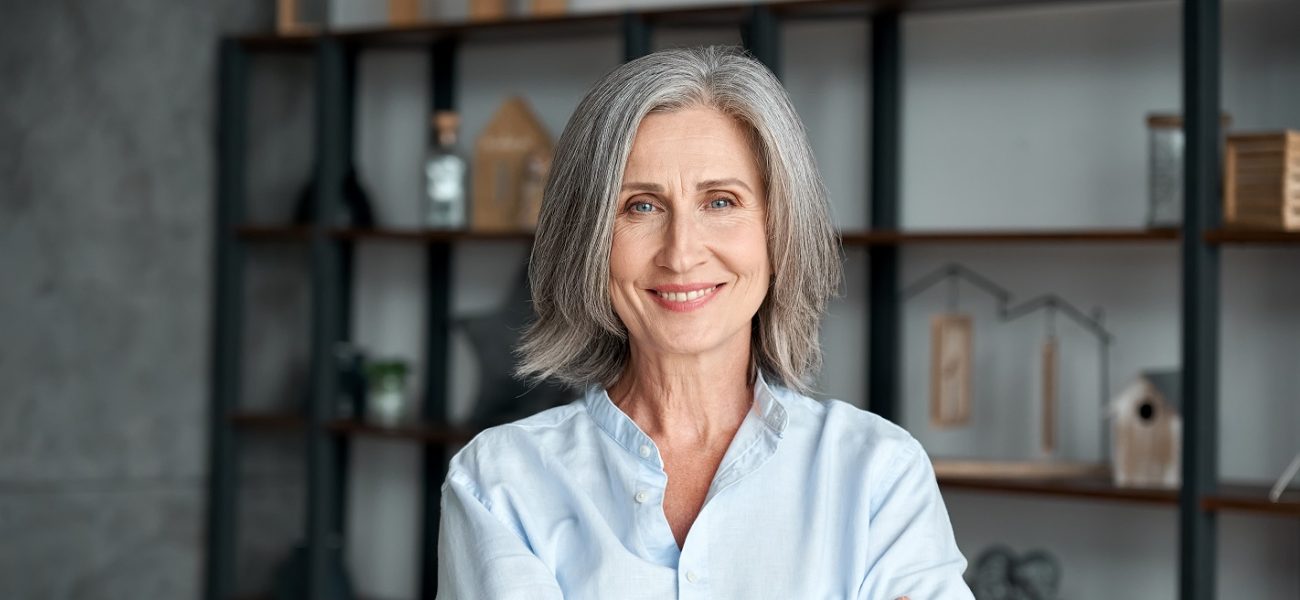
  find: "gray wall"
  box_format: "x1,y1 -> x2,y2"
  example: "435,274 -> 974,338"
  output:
0,1 -> 305,598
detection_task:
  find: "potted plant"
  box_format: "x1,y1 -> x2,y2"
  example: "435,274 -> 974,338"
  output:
365,359 -> 411,426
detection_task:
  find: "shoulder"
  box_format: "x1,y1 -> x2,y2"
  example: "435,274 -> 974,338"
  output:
776,386 -> 926,476
444,398 -> 590,490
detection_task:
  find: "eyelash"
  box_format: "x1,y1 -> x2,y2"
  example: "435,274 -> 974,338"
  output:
626,197 -> 737,214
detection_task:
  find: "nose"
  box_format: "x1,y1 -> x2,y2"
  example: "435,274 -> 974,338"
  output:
655,210 -> 708,273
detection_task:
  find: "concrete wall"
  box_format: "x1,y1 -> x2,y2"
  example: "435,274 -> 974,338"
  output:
0,1 -> 310,598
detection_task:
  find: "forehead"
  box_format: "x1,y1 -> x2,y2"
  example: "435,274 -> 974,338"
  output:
623,107 -> 761,180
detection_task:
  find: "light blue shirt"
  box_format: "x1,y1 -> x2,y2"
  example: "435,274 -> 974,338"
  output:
437,373 -> 974,599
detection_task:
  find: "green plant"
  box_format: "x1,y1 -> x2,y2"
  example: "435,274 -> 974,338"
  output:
365,359 -> 409,390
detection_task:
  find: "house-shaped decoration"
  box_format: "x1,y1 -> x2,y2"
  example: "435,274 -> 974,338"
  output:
471,96 -> 554,232
1110,370 -> 1182,488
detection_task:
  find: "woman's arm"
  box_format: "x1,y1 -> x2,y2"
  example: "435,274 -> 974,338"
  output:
858,438 -> 975,600
436,469 -> 565,599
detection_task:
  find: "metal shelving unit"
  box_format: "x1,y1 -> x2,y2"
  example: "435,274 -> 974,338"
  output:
206,1 -> 1289,599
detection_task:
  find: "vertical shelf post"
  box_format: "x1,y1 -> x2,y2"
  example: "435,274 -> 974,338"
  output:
1179,0 -> 1221,598
741,3 -> 780,79
307,35 -> 348,600
868,11 -> 902,424
332,38 -> 360,543
622,13 -> 651,62
205,37 -> 248,600
421,35 -> 459,599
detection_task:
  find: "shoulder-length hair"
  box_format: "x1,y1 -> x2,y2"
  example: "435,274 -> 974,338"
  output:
515,45 -> 842,395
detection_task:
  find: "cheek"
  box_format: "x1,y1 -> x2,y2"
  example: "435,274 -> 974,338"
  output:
608,228 -> 652,321
724,217 -> 770,278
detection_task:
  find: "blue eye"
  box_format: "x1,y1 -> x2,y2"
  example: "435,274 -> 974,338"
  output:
708,198 -> 735,209
630,202 -> 655,213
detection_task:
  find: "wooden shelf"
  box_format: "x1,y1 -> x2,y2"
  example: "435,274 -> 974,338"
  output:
1203,484 -> 1300,517
234,225 -> 312,242
235,0 -> 1154,49
1204,229 -> 1300,245
841,228 -> 1179,245
228,411 -> 307,430
239,225 -> 1183,246
327,419 -> 481,445
938,474 -> 1180,506
330,228 -> 534,243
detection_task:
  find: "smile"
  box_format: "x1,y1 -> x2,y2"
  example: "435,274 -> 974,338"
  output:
647,283 -> 724,312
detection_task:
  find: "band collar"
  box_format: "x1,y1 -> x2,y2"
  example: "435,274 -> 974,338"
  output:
584,369 -> 789,465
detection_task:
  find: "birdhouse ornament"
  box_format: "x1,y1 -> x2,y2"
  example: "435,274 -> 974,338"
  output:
1109,370 -> 1182,488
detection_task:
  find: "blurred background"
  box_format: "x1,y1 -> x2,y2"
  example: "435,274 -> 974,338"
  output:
2,0 -> 1298,599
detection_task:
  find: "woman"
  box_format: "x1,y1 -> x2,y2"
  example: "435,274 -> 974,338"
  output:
438,45 -> 972,599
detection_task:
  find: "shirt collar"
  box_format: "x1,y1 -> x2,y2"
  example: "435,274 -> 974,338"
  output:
584,370 -> 789,466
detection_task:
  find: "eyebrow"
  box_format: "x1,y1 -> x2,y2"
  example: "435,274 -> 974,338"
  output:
620,178 -> 754,194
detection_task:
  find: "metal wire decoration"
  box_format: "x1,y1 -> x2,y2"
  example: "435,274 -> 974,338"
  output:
901,263 -> 1114,460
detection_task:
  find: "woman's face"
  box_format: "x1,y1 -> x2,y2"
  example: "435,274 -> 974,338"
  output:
610,106 -> 770,361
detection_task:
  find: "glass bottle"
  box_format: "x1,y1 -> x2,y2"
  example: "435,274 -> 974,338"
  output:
424,111 -> 468,229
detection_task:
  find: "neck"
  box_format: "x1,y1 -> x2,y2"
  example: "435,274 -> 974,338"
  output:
608,332 -> 755,449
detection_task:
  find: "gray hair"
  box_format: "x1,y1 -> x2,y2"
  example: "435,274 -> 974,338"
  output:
515,45 -> 842,395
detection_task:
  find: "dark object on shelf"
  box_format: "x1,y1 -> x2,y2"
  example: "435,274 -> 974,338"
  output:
334,342 -> 369,421
966,544 -> 1061,600
293,164 -> 376,228
272,538 -> 356,600
459,264 -> 573,428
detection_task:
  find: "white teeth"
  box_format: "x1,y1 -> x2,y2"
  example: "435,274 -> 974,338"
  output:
656,286 -> 716,302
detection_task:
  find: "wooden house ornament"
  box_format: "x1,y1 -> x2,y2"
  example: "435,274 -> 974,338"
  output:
1110,370 -> 1182,488
472,96 -> 553,232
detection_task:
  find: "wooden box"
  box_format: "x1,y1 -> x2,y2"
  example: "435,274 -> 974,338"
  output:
1223,130 -> 1300,230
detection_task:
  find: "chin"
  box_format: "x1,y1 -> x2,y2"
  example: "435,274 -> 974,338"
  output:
640,326 -> 732,357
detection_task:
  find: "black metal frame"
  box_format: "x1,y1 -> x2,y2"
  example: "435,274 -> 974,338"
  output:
867,10 -> 901,425
207,2 -> 1229,599
205,38 -> 246,600
1179,0 -> 1221,598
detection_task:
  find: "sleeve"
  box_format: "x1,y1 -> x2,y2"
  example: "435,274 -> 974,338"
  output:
858,437 -> 975,600
436,469 -> 565,600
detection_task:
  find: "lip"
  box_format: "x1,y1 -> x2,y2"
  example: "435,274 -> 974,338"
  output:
652,282 -> 722,293
646,283 -> 725,313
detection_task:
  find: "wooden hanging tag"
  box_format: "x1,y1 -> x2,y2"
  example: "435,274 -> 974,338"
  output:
930,314 -> 972,428
1041,336 -> 1058,456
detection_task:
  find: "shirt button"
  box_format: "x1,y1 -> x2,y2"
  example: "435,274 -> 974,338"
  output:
634,490 -> 648,503
639,444 -> 651,458
685,570 -> 699,583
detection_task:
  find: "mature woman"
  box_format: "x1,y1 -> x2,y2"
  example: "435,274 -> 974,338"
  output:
437,46 -> 972,599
